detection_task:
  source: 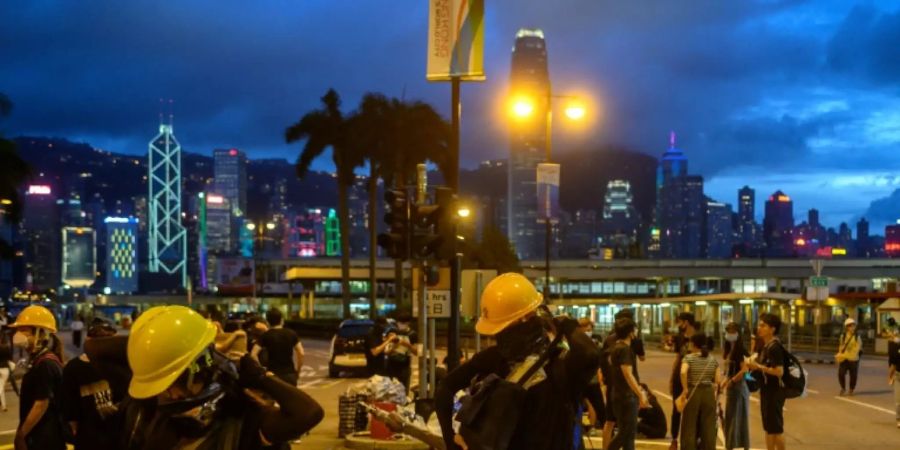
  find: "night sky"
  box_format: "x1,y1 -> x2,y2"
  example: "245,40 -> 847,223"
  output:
3,1 -> 900,230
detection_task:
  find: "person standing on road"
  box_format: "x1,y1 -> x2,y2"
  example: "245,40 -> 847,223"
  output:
887,329 -> 900,428
71,315 -> 84,349
836,318 -> 862,396
678,333 -> 721,450
669,312 -> 699,450
62,318 -> 120,450
578,318 -> 605,430
721,322 -> 750,450
746,314 -> 786,450
384,315 -> 418,391
365,317 -> 389,377
435,273 -> 601,450
252,308 -> 304,386
10,305 -> 68,450
607,317 -> 650,450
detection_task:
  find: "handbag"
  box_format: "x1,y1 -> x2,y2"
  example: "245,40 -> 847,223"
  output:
675,357 -> 715,413
455,335 -> 561,450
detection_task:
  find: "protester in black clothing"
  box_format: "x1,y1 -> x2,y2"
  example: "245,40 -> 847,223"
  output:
435,273 -> 601,450
578,318 -> 605,428
746,314 -> 786,450
384,316 -> 418,390
607,318 -> 650,450
669,312 -> 699,450
365,317 -> 389,376
62,318 -> 121,450
10,305 -> 68,450
600,309 -> 646,449
252,308 -> 303,386
118,305 -> 324,450
637,383 -> 667,439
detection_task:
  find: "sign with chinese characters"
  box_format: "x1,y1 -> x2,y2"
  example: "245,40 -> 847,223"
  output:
413,289 -> 451,318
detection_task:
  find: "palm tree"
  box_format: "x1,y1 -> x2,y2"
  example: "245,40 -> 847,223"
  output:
0,94 -> 31,259
350,94 -> 450,315
285,89 -> 363,318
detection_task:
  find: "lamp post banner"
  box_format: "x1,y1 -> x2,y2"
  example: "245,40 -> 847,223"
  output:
537,163 -> 560,223
427,0 -> 485,81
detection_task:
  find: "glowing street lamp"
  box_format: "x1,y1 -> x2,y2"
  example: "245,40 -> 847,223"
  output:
457,206 -> 471,219
265,222 -> 276,230
246,223 -> 256,231
564,103 -> 586,120
510,96 -> 535,118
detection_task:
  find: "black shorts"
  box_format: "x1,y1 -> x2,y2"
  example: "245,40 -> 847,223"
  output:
760,388 -> 785,434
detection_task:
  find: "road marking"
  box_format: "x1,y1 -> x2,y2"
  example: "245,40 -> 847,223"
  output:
299,379 -> 326,389
318,379 -> 344,389
805,388 -> 820,394
834,396 -> 894,415
0,429 -> 14,436
584,436 -> 766,450
652,389 -> 672,400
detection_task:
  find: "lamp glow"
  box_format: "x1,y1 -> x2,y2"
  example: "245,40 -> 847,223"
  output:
564,104 -> 586,120
246,223 -> 256,231
510,97 -> 535,118
266,222 -> 276,230
457,207 -> 471,218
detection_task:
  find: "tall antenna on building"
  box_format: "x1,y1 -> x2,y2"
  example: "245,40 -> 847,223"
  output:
670,130 -> 676,148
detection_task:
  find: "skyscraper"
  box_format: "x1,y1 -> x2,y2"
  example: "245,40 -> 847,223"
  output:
148,122 -> 187,287
656,134 -> 703,258
205,194 -> 233,254
213,148 -> 248,217
105,216 -> 138,294
705,200 -> 733,258
62,226 -> 96,288
737,186 -> 755,243
22,184 -> 60,291
857,217 -> 870,257
507,28 -> 550,259
600,180 -> 639,256
763,190 -> 794,257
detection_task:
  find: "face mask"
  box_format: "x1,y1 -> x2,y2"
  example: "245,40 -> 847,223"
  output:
725,333 -> 739,343
12,332 -> 27,348
496,316 -> 547,363
584,331 -> 593,338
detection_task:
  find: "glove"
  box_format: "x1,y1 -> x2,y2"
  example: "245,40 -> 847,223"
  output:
238,354 -> 267,389
553,316 -> 578,337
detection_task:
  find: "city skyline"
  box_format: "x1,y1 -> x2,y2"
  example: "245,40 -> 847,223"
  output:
3,1 -> 900,230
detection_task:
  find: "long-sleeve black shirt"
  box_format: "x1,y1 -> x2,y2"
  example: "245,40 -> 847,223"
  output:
435,329 -> 600,450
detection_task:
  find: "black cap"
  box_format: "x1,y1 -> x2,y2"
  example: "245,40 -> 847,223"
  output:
87,318 -> 117,338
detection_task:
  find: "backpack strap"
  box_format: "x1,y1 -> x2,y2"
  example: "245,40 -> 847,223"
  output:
513,333 -> 564,387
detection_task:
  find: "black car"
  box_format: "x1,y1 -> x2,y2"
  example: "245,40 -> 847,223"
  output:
328,319 -> 374,378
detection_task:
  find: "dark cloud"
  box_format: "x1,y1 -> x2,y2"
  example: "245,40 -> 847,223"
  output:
863,187 -> 900,230
3,0 -> 900,226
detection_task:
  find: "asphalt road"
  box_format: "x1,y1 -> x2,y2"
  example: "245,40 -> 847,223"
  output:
0,335 -> 896,449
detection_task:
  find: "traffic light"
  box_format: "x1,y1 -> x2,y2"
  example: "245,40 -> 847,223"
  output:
410,199 -> 443,259
376,189 -> 409,260
434,187 -> 458,261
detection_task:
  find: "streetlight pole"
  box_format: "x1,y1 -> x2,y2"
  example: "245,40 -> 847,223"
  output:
543,91 -> 553,302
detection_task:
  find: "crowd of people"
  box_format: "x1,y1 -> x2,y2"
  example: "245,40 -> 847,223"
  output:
4,304 -> 323,450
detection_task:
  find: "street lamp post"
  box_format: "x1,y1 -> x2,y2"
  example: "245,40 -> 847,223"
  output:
511,93 -> 585,300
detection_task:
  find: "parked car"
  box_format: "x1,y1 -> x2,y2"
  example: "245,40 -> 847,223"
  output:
329,319 -> 374,378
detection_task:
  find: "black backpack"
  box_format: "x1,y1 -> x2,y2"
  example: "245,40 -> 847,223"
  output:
778,344 -> 806,399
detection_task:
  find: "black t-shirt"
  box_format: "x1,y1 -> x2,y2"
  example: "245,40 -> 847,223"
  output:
258,328 -> 299,375
385,328 -> 417,372
62,356 -> 121,449
610,341 -> 637,398
20,352 -> 66,449
758,339 -> 785,390
888,340 -> 899,369
365,326 -> 386,375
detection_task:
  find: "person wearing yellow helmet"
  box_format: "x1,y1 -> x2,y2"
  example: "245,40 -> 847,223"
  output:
10,304 -> 68,450
435,273 -> 602,450
117,305 -> 323,450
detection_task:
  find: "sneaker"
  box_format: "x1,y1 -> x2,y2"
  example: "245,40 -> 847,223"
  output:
847,389 -> 854,396
839,389 -> 845,396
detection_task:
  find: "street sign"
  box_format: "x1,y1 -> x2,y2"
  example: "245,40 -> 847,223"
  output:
413,289 -> 451,318
809,276 -> 828,287
806,286 -> 828,301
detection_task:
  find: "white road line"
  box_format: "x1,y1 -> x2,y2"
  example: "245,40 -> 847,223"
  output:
317,365 -> 328,371
834,396 -> 895,415
652,389 -> 672,400
318,379 -> 344,389
805,388 -> 820,394
299,379 -> 325,389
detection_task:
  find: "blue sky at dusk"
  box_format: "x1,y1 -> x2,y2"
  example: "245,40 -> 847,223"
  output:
3,1 -> 900,230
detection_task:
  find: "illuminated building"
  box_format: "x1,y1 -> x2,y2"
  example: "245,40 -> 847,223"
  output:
763,190 -> 794,257
704,200 -> 733,258
655,133 -> 701,258
857,218 -> 870,257
737,186 -> 757,246
205,194 -> 232,254
197,193 -> 208,289
599,180 -> 639,257
22,184 -> 61,290
507,28 -> 550,259
885,224 -> 900,257
105,217 -> 138,293
213,148 -> 247,216
285,209 -> 326,258
325,209 -> 341,256
62,226 -> 96,288
148,121 -> 187,287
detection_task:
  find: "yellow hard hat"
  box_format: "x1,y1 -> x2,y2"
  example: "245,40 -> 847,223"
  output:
475,273 -> 543,336
127,305 -> 217,399
10,305 -> 57,333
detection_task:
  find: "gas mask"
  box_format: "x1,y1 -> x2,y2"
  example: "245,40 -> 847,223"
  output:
156,349 -> 238,438
496,315 -> 549,363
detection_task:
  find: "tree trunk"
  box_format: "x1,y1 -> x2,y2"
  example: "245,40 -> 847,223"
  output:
337,182 -> 352,319
368,165 -> 378,319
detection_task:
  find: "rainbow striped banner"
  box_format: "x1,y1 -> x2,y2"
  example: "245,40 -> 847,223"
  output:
427,0 -> 485,81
